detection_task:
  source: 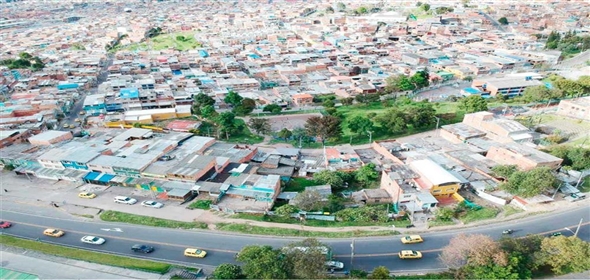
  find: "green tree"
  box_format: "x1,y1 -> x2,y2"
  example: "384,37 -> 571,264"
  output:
404,102 -> 436,128
398,75 -> 416,91
369,266 -> 390,279
355,163 -> 379,187
277,128 -> 293,141
323,99 -> 335,108
376,108 -> 407,134
357,6 -> 368,14
347,116 -> 374,136
213,263 -> 245,279
500,167 -> 558,198
410,70 -> 429,89
547,146 -> 590,170
263,104 -> 282,114
325,6 -> 334,13
274,204 -> 298,216
421,3 -> 430,12
434,207 -> 455,221
233,98 -> 256,116
193,93 -> 215,115
201,105 -> 218,119
384,74 -> 404,93
224,91 -> 243,107
498,17 -> 509,25
522,85 -> 563,103
459,95 -> 488,113
491,165 -> 518,180
216,112 -> 238,139
304,115 -> 342,144
236,245 -> 290,279
284,239 -> 329,279
341,97 -> 354,105
554,79 -> 588,96
499,235 -> 544,277
248,118 -> 271,135
313,170 -> 344,188
19,52 -> 32,60
536,236 -> 590,274
291,190 -> 324,211
291,127 -> 308,144
132,122 -> 142,128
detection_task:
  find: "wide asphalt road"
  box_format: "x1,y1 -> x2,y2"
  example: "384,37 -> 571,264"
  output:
1,206 -> 589,273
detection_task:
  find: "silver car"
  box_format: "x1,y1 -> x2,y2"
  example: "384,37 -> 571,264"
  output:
141,200 -> 164,208
81,235 -> 106,245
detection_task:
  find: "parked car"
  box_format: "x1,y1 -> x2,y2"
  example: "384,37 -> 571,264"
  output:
400,235 -> 423,244
43,228 -> 65,237
184,248 -> 207,258
78,192 -> 97,199
131,244 -> 155,253
0,221 -> 12,228
564,193 -> 587,202
114,196 -> 137,205
398,250 -> 423,259
141,201 -> 164,208
81,236 -> 106,245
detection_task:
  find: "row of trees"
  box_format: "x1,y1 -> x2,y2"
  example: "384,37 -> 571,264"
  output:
545,30 -> 590,54
520,75 -> 590,104
190,93 -> 252,139
546,146 -> 590,171
440,233 -> 590,279
383,70 -> 430,94
0,52 -> 45,70
212,239 -> 331,279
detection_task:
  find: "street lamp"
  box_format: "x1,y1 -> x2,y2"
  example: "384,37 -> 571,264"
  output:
367,131 -> 373,144
564,218 -> 583,237
350,239 -> 355,277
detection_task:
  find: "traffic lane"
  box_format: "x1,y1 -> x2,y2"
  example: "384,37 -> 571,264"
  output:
1,210 -> 292,252
326,205 -> 590,255
336,251 -> 444,272
1,222 -> 238,268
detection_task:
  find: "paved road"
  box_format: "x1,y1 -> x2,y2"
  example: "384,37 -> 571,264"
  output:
1,206 -> 588,273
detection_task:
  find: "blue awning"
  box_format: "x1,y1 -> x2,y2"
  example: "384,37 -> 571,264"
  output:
84,172 -> 100,181
96,173 -> 115,183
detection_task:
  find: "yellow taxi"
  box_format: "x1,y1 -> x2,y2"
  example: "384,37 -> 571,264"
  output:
43,228 -> 65,237
398,250 -> 423,259
184,248 -> 207,258
78,192 -> 97,199
401,235 -> 424,244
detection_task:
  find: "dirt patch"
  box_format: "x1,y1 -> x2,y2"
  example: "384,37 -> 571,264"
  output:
260,113 -> 322,131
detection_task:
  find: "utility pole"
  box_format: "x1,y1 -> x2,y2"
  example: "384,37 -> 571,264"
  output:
367,131 -> 372,144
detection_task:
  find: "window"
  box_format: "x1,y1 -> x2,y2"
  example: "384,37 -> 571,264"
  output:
432,190 -> 441,193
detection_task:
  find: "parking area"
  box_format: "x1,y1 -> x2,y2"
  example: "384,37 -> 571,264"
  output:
0,171 -> 205,222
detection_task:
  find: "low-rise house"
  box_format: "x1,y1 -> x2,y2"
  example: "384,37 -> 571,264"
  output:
0,129 -> 31,148
28,131 -> 73,146
486,143 -> 563,171
409,159 -> 462,197
352,189 -> 392,205
555,96 -> 590,121
166,154 -> 218,182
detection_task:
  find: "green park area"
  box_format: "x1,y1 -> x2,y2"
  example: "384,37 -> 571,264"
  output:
125,32 -> 202,52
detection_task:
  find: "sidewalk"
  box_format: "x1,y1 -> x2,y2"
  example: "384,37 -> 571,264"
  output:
0,246 -> 166,279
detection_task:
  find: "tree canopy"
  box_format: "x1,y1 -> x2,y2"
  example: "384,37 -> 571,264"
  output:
213,263 -> 245,279
236,245 -> 290,279
263,104 -> 282,114
304,115 -> 342,144
499,166 -> 558,198
224,90 -> 243,107
291,190 -> 324,211
248,118 -> 271,135
536,236 -> 590,274
546,146 -> 590,170
459,95 -> 488,113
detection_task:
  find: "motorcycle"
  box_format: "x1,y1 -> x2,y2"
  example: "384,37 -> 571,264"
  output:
502,229 -> 514,234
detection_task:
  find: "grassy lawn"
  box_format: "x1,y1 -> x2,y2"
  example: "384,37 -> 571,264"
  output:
502,205 -> 524,217
225,119 -> 264,144
459,207 -> 500,224
215,223 -> 398,238
428,219 -> 457,228
100,211 -> 208,229
0,235 -> 171,274
187,200 -> 212,210
233,213 -> 411,228
284,177 -> 319,192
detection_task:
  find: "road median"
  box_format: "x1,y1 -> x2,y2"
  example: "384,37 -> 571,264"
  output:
0,234 -> 171,274
100,210 -> 208,229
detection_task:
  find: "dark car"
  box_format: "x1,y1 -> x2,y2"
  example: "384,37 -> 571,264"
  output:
131,244 -> 154,253
0,221 -> 12,228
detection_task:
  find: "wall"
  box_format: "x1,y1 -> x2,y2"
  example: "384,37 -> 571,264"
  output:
380,171 -> 402,202
475,190 -> 508,206
38,159 -> 65,169
371,142 -> 405,165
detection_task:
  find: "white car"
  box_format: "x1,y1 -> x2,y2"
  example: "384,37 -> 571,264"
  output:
114,196 -> 137,205
141,200 -> 164,208
326,260 -> 344,270
81,236 -> 106,245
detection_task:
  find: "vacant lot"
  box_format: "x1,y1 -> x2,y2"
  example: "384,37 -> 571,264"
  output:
124,32 -> 202,52
261,113 -> 322,131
